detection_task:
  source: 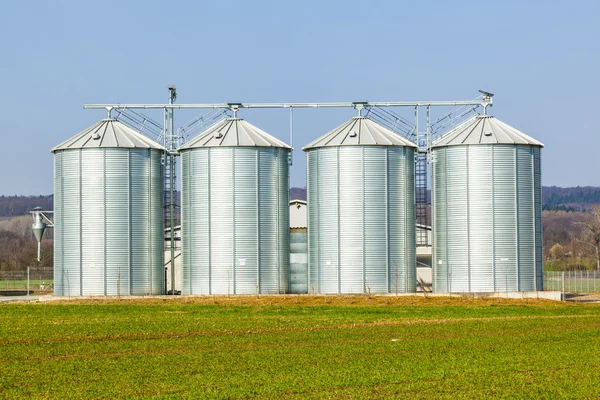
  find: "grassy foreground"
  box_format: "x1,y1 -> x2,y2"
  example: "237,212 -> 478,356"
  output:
1,296 -> 600,399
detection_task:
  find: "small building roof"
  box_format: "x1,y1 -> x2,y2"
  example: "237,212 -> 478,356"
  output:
51,119 -> 165,152
290,199 -> 307,206
178,118 -> 291,150
302,117 -> 417,151
432,115 -> 544,148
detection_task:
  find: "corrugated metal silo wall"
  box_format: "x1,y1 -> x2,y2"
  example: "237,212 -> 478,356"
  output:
181,147 -> 290,295
53,148 -> 165,296
307,146 -> 416,294
432,145 -> 543,292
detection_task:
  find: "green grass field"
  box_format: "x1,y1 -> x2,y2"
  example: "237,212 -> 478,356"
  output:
1,296 -> 600,399
0,279 -> 53,289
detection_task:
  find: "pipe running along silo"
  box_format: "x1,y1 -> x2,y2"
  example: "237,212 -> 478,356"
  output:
179,118 -> 291,295
52,119 -> 165,296
431,115 -> 543,292
303,117 -> 417,294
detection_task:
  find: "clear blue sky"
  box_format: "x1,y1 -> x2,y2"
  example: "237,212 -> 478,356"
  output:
1,0 -> 598,195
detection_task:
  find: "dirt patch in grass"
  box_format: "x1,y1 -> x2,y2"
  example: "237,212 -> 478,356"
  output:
565,293 -> 600,303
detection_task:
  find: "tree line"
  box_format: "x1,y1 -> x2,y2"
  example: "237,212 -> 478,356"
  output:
544,206 -> 600,271
542,186 -> 600,206
2,187 -> 600,272
0,195 -> 53,217
0,186 -> 597,218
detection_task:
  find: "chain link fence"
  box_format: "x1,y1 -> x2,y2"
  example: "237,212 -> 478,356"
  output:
544,270 -> 600,294
1,268 -> 598,297
0,268 -> 54,294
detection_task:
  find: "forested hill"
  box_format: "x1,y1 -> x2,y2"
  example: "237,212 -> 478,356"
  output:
0,195 -> 53,217
290,187 -> 600,209
1,186 -> 599,217
542,186 -> 600,207
290,187 -> 307,201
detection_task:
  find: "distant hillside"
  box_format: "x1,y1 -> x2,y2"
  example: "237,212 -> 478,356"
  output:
290,187 -> 307,201
0,195 -> 53,217
542,186 -> 600,210
292,186 -> 600,209
1,186 -> 599,217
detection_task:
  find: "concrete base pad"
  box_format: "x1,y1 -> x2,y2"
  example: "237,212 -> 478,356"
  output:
39,291 -> 565,302
386,291 -> 563,301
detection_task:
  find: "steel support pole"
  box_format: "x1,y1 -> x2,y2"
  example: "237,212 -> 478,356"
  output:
169,91 -> 176,295
170,152 -> 175,294
289,107 -> 293,166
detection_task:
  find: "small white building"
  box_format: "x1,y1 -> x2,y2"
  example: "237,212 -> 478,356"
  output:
290,199 -> 307,229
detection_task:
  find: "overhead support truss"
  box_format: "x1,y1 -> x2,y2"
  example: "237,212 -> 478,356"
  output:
87,99 -> 492,111
84,90 -> 494,293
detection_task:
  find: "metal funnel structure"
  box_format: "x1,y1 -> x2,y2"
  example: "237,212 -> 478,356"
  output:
32,208 -> 46,242
30,207 -> 54,262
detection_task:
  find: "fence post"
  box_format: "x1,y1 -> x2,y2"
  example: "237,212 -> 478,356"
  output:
562,271 -> 565,301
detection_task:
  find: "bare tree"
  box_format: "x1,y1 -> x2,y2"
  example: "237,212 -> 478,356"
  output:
571,205 -> 600,271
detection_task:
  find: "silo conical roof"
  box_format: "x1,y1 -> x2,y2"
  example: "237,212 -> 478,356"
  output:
178,118 -> 291,150
51,119 -> 165,152
432,115 -> 544,148
302,117 -> 417,151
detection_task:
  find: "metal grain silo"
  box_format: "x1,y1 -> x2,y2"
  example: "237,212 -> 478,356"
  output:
303,117 -> 417,294
179,118 -> 291,295
52,119 -> 165,296
431,115 -> 543,293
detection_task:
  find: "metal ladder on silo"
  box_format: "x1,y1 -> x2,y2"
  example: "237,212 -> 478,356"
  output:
164,154 -> 177,231
415,136 -> 429,246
